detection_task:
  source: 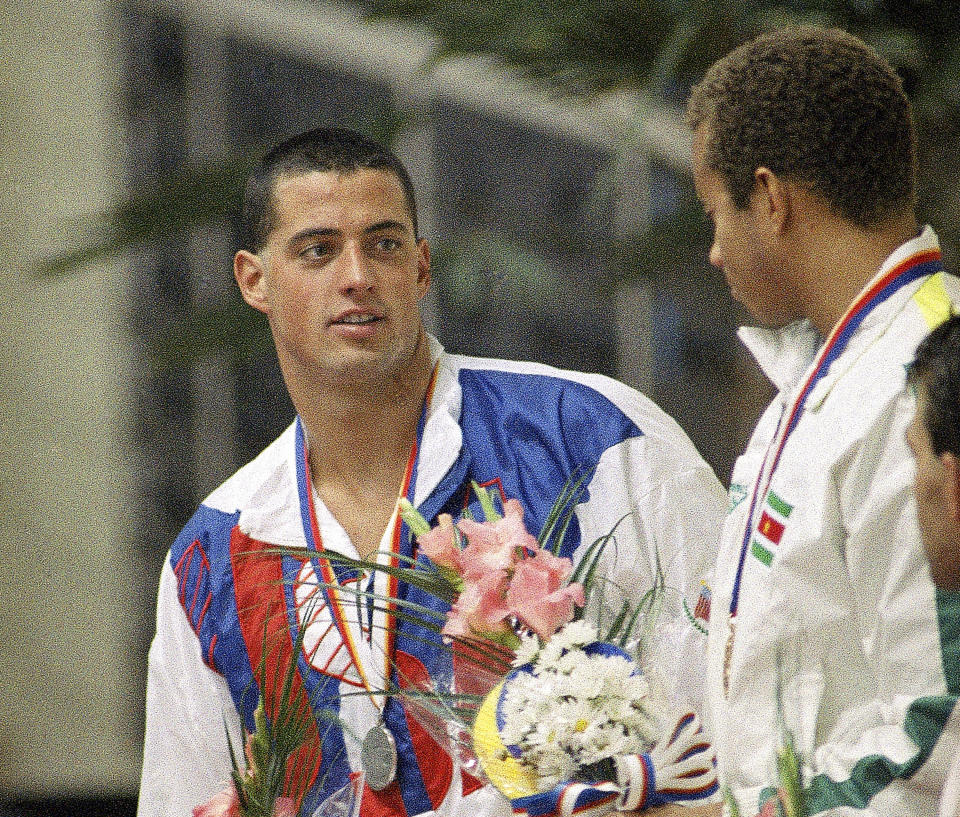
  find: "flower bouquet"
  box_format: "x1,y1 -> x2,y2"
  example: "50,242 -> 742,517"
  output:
192,674 -> 364,817
385,483 -> 719,817
724,726 -> 806,817
193,597 -> 364,817
726,661 -> 808,817
197,479 -> 717,816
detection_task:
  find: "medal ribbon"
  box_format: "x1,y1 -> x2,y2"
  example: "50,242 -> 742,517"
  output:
292,363 -> 440,703
728,248 -> 943,619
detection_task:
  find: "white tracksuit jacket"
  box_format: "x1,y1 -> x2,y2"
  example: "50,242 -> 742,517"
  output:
706,227 -> 960,816
138,338 -> 726,817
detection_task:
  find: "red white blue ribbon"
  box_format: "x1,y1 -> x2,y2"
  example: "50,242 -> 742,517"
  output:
290,364 -> 440,698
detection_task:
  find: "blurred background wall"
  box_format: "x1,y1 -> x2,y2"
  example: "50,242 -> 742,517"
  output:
0,0 -> 143,810
1,0 -> 956,814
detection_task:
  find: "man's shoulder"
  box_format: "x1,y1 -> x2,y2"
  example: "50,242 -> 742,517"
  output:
834,271 -> 960,408
442,351 -> 708,464
446,351 -> 648,411
170,420 -> 299,560
447,354 -> 644,419
203,420 -> 298,512
791,276 -> 960,475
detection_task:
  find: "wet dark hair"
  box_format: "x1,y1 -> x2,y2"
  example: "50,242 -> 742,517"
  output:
686,27 -> 916,228
909,314 -> 960,458
241,126 -> 419,252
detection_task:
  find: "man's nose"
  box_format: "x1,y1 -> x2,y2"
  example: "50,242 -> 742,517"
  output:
709,239 -> 722,270
338,244 -> 374,293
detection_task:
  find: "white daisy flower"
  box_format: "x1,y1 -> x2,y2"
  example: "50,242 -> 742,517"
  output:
550,620 -> 597,651
512,632 -> 541,667
493,631 -> 661,790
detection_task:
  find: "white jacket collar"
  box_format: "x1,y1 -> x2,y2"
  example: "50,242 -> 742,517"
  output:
738,225 -> 941,395
415,335 -> 465,506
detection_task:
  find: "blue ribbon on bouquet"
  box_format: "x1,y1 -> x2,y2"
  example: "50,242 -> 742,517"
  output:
512,781 -> 620,817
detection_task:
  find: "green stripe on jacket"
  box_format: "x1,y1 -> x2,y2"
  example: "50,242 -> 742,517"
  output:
801,589 -> 960,814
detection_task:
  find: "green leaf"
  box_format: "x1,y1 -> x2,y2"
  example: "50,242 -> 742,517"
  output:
471,480 -> 502,522
399,498 -> 432,535
38,159 -> 255,275
722,785 -> 742,817
537,469 -> 593,554
273,546 -> 461,603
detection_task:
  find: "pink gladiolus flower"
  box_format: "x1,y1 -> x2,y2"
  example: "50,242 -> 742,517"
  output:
443,570 -> 512,638
457,498 -> 538,580
417,513 -> 462,571
193,786 -> 240,817
192,787 -> 297,817
506,550 -> 584,639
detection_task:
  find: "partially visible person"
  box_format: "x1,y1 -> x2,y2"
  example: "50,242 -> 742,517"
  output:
908,313 -> 960,591
647,25 -> 960,817
137,126 -> 726,817
906,314 -> 960,817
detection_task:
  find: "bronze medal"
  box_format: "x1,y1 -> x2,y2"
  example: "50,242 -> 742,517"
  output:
723,618 -> 736,697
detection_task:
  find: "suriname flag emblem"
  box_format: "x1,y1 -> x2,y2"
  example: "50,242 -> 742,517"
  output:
751,490 -> 793,566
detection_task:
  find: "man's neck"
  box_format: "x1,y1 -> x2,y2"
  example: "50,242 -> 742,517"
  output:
793,211 -> 920,337
298,343 -> 435,490
291,336 -> 435,558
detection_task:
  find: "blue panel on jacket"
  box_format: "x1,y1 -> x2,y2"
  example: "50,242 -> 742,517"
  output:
457,367 -> 643,557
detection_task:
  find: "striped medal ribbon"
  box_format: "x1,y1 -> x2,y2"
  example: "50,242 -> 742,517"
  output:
292,364 -> 440,787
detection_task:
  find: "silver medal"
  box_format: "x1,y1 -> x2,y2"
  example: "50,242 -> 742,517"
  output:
361,724 -> 397,790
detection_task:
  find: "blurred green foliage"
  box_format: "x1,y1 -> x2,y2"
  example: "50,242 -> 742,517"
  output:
362,0 -> 960,101
48,1 -> 960,270
43,1 -> 960,375
364,0 -> 960,256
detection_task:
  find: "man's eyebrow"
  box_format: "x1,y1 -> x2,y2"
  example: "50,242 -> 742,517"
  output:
287,227 -> 339,248
365,219 -> 410,235
285,220 -> 412,251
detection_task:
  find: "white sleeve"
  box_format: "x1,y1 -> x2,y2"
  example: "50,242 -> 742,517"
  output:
796,399 -> 960,815
574,434 -> 726,714
940,747 -> 960,817
137,560 -> 242,817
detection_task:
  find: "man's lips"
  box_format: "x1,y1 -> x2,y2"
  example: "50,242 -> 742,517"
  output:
330,309 -> 384,327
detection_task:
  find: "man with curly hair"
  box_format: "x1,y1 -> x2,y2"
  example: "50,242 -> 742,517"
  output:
908,314 -> 960,593
652,26 -> 960,817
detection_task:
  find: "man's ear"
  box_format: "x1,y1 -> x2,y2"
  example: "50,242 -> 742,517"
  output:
234,250 -> 269,314
943,452 -> 960,525
416,238 -> 431,299
753,166 -> 791,234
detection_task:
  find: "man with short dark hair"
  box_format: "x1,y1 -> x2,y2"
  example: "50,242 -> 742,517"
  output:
674,26 -> 960,817
907,314 -> 960,592
137,127 -> 726,816
906,314 -> 960,817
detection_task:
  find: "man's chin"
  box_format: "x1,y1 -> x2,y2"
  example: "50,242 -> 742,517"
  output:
742,305 -> 800,330
322,346 -> 428,388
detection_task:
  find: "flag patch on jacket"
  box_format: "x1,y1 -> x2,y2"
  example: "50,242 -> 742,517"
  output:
751,490 -> 793,566
684,581 -> 712,635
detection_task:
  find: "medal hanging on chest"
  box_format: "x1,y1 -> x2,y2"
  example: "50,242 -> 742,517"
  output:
361,722 -> 399,791
722,618 -> 735,698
